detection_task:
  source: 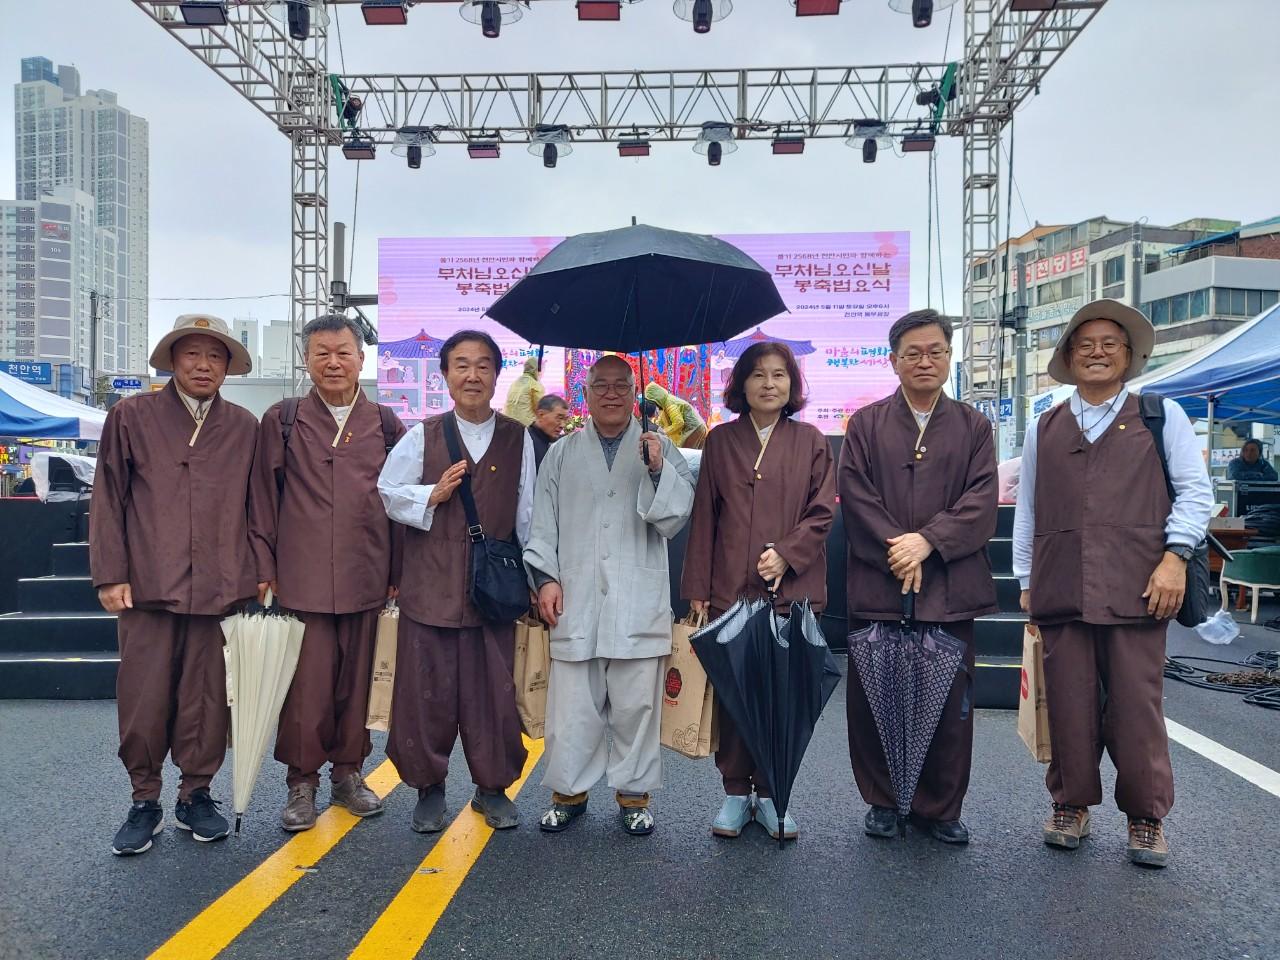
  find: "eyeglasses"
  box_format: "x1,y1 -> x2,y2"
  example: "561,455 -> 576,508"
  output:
897,347 -> 951,366
588,381 -> 632,397
1070,338 -> 1128,356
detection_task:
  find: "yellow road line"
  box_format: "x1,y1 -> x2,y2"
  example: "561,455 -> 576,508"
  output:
348,737 -> 545,960
147,760 -> 402,960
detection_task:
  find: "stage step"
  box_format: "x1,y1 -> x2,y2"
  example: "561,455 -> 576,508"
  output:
995,503 -> 1014,538
994,575 -> 1022,612
0,612 -> 117,654
987,538 -> 1012,573
0,652 -> 118,700
51,542 -> 90,577
974,656 -> 1020,710
16,575 -> 100,613
975,612 -> 1029,659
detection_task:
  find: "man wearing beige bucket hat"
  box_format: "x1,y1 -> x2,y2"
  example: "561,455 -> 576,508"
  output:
91,314 -> 258,856
1012,298 -> 1211,868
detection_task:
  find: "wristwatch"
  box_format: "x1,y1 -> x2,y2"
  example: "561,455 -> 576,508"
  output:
1165,543 -> 1195,561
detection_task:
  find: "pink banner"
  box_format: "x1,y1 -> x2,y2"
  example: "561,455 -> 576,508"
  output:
378,230 -> 909,435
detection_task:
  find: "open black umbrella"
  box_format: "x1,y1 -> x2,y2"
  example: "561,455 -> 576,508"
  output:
691,597 -> 842,847
846,592 -> 965,836
484,223 -> 787,353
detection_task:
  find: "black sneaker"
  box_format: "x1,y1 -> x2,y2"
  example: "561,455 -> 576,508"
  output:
174,789 -> 230,842
864,805 -> 898,839
112,800 -> 163,856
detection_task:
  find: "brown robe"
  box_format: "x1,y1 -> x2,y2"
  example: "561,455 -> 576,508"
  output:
838,389 -> 997,821
1030,396 -> 1175,818
388,413 -> 528,791
90,381 -> 258,802
682,415 -> 835,797
248,389 -> 406,788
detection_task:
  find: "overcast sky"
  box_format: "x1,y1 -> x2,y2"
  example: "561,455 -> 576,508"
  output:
1,0 -> 1277,355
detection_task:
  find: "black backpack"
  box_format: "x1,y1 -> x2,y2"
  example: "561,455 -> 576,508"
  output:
1137,392 -> 1212,628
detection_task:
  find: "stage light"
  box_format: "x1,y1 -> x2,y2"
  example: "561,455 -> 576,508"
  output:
267,0 -> 329,41
674,0 -> 731,33
845,119 -> 892,164
771,135 -> 805,155
342,94 -> 363,126
459,0 -> 523,38
341,138 -> 376,160
179,2 -> 228,26
693,121 -> 736,166
793,0 -> 842,14
361,0 -> 408,24
1011,0 -> 1058,9
887,0 -> 957,28
528,125 -> 573,169
393,127 -> 436,168
467,141 -> 501,159
902,132 -> 936,153
577,1 -> 621,19
618,138 -> 651,157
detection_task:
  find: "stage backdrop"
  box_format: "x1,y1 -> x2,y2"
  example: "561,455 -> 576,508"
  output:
377,231 -> 908,435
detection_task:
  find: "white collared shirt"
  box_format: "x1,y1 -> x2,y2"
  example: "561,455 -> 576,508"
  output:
377,411 -> 536,544
1012,386 -> 1213,588
174,385 -> 211,422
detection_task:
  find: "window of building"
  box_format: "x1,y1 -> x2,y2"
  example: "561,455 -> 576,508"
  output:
1262,291 -> 1279,311
1103,255 -> 1125,286
1247,290 -> 1263,316
1171,293 -> 1189,324
1190,288 -> 1208,318
1151,299 -> 1170,326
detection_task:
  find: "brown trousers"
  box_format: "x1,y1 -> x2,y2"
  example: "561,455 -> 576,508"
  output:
386,616 -> 527,791
1040,619 -> 1173,819
275,608 -> 379,789
845,619 -> 975,822
715,699 -> 770,798
116,609 -> 227,803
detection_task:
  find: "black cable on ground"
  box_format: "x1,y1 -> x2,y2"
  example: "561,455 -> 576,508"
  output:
1164,652 -> 1280,711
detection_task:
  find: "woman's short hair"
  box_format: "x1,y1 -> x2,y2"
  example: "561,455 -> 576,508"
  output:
722,342 -> 807,416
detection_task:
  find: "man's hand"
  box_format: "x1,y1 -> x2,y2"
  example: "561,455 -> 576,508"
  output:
690,599 -> 709,616
757,548 -> 789,591
387,585 -> 399,600
900,565 -> 922,596
1019,589 -> 1030,614
1143,552 -> 1187,620
256,580 -> 279,605
887,532 -> 934,579
639,432 -> 664,475
538,581 -> 564,628
428,460 -> 468,507
98,583 -> 133,613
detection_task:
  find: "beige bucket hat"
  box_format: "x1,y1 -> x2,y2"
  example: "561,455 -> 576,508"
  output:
150,314 -> 253,376
1046,298 -> 1154,386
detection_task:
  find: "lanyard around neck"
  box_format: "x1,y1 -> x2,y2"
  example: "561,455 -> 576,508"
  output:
749,414 -> 779,475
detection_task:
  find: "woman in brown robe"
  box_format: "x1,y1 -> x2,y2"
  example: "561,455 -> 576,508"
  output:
682,342 -> 835,841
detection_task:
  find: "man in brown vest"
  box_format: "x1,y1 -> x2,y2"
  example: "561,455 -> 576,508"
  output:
1013,299 -> 1212,868
378,330 -> 535,833
91,314 -> 258,855
840,309 -> 998,845
249,313 -> 406,831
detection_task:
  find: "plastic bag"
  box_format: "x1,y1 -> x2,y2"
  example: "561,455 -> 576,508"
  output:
1194,609 -> 1240,646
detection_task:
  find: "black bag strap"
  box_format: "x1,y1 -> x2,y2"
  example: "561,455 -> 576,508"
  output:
1137,391 -> 1178,504
377,404 -> 399,454
442,413 -> 485,543
279,396 -> 302,449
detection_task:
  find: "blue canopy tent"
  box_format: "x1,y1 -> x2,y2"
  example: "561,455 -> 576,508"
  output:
0,369 -> 106,441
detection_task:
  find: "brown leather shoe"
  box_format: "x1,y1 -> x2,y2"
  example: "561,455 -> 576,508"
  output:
1043,803 -> 1090,849
1127,817 -> 1168,868
281,784 -> 317,832
332,772 -> 383,818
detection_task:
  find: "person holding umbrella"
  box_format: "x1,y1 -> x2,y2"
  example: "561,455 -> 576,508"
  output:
524,355 -> 695,836
91,314 -> 258,855
377,330 -> 536,833
682,342 -> 835,840
249,313 -> 406,832
1014,300 -> 1212,867
839,309 -> 998,845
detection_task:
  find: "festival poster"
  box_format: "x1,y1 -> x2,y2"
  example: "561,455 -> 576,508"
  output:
378,231 -> 908,435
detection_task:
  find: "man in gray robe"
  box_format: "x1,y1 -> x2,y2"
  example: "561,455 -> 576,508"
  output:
524,355 -> 695,836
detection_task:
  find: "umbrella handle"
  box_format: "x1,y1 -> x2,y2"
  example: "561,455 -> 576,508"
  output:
901,590 -> 915,624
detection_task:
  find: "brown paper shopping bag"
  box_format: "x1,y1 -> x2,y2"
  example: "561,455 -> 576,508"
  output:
365,601 -> 399,733
513,615 -> 550,739
660,610 -> 718,759
1017,625 -> 1051,763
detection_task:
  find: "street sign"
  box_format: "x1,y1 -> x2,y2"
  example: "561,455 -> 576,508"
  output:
112,377 -> 143,391
1,361 -> 53,385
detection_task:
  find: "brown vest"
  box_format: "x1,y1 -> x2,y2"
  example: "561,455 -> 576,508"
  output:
1030,394 -> 1171,625
398,412 -> 523,628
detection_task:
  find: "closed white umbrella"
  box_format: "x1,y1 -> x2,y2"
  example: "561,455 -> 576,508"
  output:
221,592 -> 304,833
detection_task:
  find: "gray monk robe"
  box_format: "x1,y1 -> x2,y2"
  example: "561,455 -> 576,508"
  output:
681,414 -> 835,798
90,381 -> 259,802
249,389 -> 405,789
524,420 -> 694,802
839,389 -> 998,821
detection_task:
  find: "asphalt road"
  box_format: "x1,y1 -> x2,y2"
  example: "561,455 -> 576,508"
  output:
1,606 -> 1277,960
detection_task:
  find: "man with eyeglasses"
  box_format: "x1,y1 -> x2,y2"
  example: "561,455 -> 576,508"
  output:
839,308 -> 998,845
524,355 -> 694,837
1013,299 -> 1212,868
